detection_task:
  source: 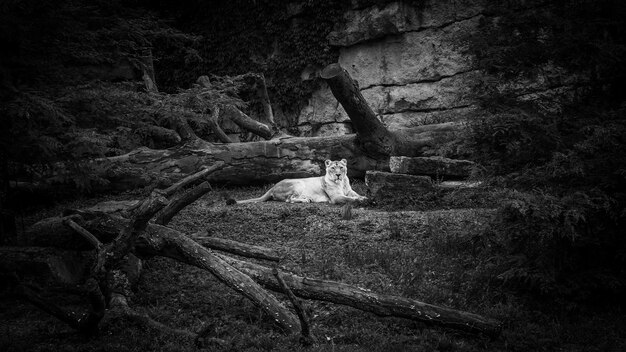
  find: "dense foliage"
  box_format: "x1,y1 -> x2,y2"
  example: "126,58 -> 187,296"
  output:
465,0 -> 626,305
0,0 -> 256,210
135,0 -> 349,127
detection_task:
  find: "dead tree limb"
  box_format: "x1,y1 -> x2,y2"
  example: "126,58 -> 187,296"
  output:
274,268 -> 316,346
168,113 -> 200,145
88,120 -> 457,191
63,218 -> 103,250
137,225 -> 300,334
221,105 -> 272,140
321,63 -> 449,158
155,181 -> 212,225
106,193 -> 168,269
217,253 -> 502,337
160,161 -> 224,197
253,73 -> 276,127
22,213 -> 501,337
195,77 -> 233,143
321,63 -> 397,157
63,218 -> 105,275
207,105 -> 233,143
191,230 -> 281,262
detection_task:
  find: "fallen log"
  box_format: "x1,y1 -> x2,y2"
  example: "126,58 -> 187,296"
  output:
321,63 -> 453,158
93,121 -> 456,189
22,212 -> 501,336
274,268 -> 317,346
216,253 -> 502,337
321,63 -> 397,157
191,230 -> 281,262
137,224 -> 300,334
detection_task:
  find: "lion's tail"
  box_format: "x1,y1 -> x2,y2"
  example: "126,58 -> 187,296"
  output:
228,189 -> 273,205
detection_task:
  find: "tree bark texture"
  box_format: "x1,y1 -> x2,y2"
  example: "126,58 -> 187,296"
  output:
20,213 -> 502,336
221,105 -> 272,140
191,230 -> 281,262
321,63 -> 460,158
206,105 -> 233,143
155,181 -> 212,225
217,253 -> 502,337
136,224 -> 301,334
320,63 -> 397,157
94,121 -> 456,190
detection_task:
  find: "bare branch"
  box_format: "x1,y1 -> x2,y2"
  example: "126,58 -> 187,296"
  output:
160,161 -> 225,197
155,181 -> 212,225
192,231 -> 281,262
221,105 -> 272,140
217,253 -> 502,337
206,105 -> 233,143
273,268 -> 316,346
136,226 -> 300,334
63,218 -> 106,274
62,218 -> 103,249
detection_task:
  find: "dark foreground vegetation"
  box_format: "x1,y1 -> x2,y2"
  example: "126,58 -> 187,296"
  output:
1,0 -> 626,351
1,184 -> 625,352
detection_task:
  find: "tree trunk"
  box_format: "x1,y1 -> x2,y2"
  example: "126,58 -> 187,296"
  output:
136,224 -> 300,334
191,230 -> 281,262
9,65 -> 459,195
93,121 -> 456,190
253,73 -> 276,127
88,63 -> 459,189
216,253 -> 502,337
21,213 -> 502,337
321,63 -> 451,158
320,63 -> 397,157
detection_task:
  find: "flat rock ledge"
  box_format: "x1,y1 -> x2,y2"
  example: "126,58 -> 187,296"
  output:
389,156 -> 477,179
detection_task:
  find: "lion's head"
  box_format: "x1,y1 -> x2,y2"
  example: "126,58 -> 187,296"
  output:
325,159 -> 348,183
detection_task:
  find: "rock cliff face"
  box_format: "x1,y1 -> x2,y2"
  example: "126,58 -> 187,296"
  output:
294,0 -> 578,136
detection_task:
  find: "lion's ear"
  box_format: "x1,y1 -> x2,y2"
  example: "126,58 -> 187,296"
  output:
325,159 -> 331,167
340,159 -> 347,165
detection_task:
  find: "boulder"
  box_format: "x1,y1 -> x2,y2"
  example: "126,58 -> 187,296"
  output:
389,156 -> 477,179
365,170 -> 433,201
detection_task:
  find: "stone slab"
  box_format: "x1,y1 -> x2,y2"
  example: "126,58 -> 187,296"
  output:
389,156 -> 477,179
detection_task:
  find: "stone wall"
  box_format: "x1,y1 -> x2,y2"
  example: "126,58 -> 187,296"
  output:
293,0 -> 580,136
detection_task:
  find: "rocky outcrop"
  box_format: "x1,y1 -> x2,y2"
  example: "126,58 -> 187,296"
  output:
294,0 -> 579,137
296,2 -> 484,134
327,0 -> 485,47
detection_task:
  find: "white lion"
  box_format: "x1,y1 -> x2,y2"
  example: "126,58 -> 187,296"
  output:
232,159 -> 367,204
